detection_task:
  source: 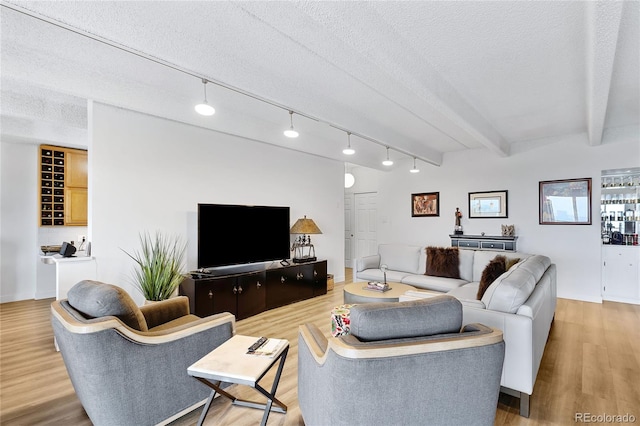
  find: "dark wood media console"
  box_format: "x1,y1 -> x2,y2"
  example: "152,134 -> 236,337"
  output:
180,259 -> 327,320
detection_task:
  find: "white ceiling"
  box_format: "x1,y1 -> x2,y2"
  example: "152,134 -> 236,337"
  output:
1,1 -> 638,170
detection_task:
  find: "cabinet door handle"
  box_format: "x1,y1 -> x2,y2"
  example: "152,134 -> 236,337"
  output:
297,272 -> 303,280
233,286 -> 238,294
208,290 -> 213,299
313,270 -> 318,277
237,285 -> 243,294
256,281 -> 262,288
281,276 -> 286,283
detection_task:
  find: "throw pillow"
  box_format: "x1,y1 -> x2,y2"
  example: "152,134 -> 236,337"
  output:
506,257 -> 521,271
67,280 -> 148,331
477,255 -> 507,300
425,246 -> 460,279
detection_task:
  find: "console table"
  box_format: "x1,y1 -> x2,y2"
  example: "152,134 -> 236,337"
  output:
180,259 -> 327,320
449,234 -> 518,252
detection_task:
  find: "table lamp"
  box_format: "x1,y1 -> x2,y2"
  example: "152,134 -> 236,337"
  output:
290,216 -> 322,263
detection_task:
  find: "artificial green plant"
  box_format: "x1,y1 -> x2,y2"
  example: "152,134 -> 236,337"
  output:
122,231 -> 187,301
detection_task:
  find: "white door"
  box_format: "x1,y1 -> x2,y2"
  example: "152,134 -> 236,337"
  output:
344,194 -> 354,268
355,192 -> 378,261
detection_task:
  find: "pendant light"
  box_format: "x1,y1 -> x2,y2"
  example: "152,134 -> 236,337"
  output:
343,132 -> 355,155
382,147 -> 394,166
283,111 -> 299,138
194,79 -> 215,116
410,157 -> 420,173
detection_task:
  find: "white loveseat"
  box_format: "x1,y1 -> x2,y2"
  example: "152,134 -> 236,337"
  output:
354,244 -> 557,417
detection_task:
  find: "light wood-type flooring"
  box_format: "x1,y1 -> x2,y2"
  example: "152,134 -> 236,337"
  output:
1,269 -> 639,425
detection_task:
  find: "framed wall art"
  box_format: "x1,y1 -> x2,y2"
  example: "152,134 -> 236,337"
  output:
412,192 -> 439,217
539,178 -> 592,225
468,190 -> 508,218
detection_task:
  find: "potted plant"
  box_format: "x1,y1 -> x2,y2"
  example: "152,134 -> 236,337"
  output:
122,231 -> 187,302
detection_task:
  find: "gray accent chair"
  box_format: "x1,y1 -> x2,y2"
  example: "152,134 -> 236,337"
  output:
51,280 -> 235,426
298,296 -> 505,426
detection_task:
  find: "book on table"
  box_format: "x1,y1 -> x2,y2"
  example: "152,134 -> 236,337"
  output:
364,281 -> 390,292
247,338 -> 287,357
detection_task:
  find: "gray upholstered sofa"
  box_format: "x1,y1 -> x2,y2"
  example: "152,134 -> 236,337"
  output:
51,280 -> 235,426
298,296 -> 505,426
354,244 -> 557,417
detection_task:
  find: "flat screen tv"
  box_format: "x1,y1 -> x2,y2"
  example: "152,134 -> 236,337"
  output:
198,203 -> 290,269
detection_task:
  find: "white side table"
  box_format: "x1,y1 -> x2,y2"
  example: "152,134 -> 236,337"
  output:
188,335 -> 289,426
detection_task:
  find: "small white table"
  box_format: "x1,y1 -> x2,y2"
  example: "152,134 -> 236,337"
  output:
40,254 -> 96,300
187,335 -> 289,426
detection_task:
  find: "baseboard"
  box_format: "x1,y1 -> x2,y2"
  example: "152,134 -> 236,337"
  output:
0,291 -> 37,303
35,290 -> 56,300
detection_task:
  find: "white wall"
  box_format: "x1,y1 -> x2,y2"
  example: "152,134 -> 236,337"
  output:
353,137 -> 639,303
1,141 -> 38,301
0,140 -> 91,301
90,103 -> 345,304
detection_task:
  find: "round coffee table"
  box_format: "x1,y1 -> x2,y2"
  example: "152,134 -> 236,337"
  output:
343,282 -> 416,304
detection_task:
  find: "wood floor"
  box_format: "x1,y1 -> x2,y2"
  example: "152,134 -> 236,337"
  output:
1,270 -> 639,425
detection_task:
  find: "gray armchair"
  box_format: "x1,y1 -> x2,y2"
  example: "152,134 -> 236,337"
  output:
298,296 -> 505,426
51,280 -> 235,426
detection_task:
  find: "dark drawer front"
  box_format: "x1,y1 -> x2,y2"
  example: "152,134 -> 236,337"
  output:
457,240 -> 479,249
481,241 -> 505,250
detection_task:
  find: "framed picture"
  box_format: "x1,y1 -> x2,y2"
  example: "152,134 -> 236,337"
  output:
468,190 -> 508,218
412,192 -> 439,217
539,178 -> 592,225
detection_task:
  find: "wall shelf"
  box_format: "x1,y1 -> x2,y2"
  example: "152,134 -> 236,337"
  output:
449,234 -> 518,252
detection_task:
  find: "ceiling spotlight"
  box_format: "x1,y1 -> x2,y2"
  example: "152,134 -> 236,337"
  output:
382,147 -> 394,166
410,157 -> 420,173
284,111 -> 299,138
194,79 -> 215,116
343,132 -> 355,155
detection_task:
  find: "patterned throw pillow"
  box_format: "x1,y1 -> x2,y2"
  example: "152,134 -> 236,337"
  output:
477,255 -> 507,300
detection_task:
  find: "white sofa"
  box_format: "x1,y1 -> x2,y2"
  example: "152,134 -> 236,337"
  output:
354,244 -> 557,417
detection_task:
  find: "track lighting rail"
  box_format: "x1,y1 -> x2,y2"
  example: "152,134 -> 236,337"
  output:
3,2 -> 438,167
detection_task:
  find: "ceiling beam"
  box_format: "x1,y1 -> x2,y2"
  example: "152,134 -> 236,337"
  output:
585,1 -> 624,146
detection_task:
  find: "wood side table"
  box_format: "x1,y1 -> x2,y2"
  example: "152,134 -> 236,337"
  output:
187,335 -> 289,426
343,282 -> 416,304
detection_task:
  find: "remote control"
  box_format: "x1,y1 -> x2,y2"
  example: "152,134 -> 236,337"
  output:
247,337 -> 268,353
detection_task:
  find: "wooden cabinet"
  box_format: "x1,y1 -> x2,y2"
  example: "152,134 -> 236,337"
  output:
266,266 -> 303,309
236,272 -> 267,320
39,145 -> 87,226
65,188 -> 88,226
66,150 -> 88,187
266,261 -> 327,310
180,271 -> 267,320
181,260 -> 327,319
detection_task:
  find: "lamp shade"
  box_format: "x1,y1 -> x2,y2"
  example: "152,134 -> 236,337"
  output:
290,216 -> 322,234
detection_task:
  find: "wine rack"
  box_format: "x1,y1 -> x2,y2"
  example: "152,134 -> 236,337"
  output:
39,145 -> 87,226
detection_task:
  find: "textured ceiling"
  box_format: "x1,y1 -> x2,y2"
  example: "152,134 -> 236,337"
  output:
1,1 -> 638,170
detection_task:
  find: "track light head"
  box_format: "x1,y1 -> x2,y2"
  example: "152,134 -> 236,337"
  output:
410,157 -> 420,173
343,132 -> 355,155
284,111 -> 299,138
195,79 -> 215,116
382,147 -> 393,166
